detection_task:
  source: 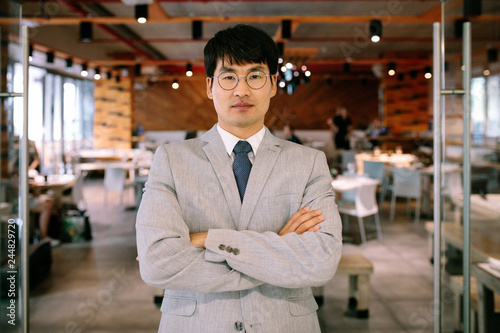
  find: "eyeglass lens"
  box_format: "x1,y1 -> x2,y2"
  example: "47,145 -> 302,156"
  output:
217,71 -> 267,90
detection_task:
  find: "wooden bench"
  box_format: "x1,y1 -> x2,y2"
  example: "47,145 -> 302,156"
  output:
313,253 -> 374,318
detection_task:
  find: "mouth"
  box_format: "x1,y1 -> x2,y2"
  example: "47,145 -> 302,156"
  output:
232,102 -> 253,110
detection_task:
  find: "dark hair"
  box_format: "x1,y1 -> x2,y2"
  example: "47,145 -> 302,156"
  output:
204,24 -> 280,78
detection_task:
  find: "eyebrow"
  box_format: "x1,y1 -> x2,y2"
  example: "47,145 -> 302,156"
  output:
218,65 -> 267,73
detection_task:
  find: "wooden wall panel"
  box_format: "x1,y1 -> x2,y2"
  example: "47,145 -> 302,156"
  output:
94,77 -> 132,149
133,76 -> 379,133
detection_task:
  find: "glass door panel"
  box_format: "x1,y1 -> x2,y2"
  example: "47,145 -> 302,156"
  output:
0,2 -> 28,333
437,2 -> 500,333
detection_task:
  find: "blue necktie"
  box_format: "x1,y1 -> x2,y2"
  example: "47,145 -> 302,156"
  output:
233,141 -> 252,201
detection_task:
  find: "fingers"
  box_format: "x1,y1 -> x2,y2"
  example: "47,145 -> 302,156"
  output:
295,213 -> 324,235
279,207 -> 324,236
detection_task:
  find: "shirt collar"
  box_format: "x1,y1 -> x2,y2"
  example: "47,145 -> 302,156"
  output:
217,124 -> 265,156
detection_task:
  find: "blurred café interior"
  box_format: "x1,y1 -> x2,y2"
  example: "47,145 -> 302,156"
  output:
0,0 -> 499,332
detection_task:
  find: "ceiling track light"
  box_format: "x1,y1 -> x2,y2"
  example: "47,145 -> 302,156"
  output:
487,48 -> 498,63
106,72 -> 112,80
369,19 -> 382,43
135,4 -> 148,24
29,44 -> 33,60
134,64 -> 142,77
172,79 -> 179,90
388,62 -> 396,76
81,64 -> 88,77
80,22 -> 93,43
424,66 -> 432,79
46,51 -> 54,64
186,63 -> 193,77
343,62 -> 350,74
65,58 -> 73,70
192,21 -> 203,40
94,68 -> 101,80
281,20 -> 292,39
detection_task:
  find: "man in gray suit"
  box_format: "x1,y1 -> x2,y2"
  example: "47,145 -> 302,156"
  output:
136,24 -> 342,332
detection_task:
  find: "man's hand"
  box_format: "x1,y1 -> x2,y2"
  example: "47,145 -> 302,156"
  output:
190,232 -> 208,249
279,206 -> 324,236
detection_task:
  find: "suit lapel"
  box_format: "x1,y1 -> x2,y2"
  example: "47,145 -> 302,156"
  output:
201,126 -> 242,228
239,129 -> 282,230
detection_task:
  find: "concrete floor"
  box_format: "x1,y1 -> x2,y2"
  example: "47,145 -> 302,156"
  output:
21,179 -> 459,332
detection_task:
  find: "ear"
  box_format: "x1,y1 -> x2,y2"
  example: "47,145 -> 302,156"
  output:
206,77 -> 213,99
270,74 -> 278,98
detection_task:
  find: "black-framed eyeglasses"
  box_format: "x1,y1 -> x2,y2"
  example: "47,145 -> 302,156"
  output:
212,71 -> 270,90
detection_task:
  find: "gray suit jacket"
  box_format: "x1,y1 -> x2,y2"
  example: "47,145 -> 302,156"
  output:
136,125 -> 342,333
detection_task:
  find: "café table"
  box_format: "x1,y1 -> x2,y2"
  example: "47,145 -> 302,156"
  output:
472,262 -> 500,333
450,194 -> 500,222
30,174 -> 76,207
355,151 -> 417,175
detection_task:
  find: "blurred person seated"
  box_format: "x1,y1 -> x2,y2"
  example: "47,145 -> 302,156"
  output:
283,124 -> 303,145
9,136 -> 60,246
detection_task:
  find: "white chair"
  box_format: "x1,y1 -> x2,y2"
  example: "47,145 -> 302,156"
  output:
363,160 -> 391,205
103,167 -> 135,207
341,150 -> 357,174
61,173 -> 87,211
337,178 -> 383,244
389,167 -> 421,224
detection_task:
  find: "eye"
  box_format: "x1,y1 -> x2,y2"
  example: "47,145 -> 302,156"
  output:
220,73 -> 236,81
248,72 -> 264,80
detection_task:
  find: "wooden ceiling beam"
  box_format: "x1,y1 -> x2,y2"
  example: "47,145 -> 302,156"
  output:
3,13 -> 499,26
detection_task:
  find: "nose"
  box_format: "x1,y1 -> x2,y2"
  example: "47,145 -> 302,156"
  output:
233,75 -> 251,97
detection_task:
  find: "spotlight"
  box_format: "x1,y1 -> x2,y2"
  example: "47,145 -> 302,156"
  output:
369,20 -> 382,43
81,64 -> 88,77
115,75 -> 121,83
79,22 -> 93,43
388,62 -> 396,76
424,67 -> 432,79
483,69 -> 491,76
186,64 -> 193,77
398,73 -> 405,81
94,68 -> 101,80
65,58 -> 73,70
281,20 -> 292,39
277,42 -> 284,57
343,62 -> 350,74
29,44 -> 33,61
172,79 -> 179,90
487,48 -> 498,63
192,21 -> 202,40
46,51 -> 54,64
410,70 -> 418,79
134,64 -> 141,77
106,72 -> 112,80
135,4 -> 148,24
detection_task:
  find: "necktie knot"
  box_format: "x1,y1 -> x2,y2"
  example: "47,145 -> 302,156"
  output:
233,141 -> 252,155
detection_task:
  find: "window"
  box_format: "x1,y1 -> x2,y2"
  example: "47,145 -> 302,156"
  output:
471,74 -> 500,143
12,64 -> 94,174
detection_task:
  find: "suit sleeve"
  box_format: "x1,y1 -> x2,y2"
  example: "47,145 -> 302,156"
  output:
136,144 -> 264,293
204,151 -> 343,289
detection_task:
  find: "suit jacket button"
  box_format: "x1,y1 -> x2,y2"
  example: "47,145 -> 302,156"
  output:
226,246 -> 233,253
232,248 -> 240,255
219,244 -> 226,251
234,321 -> 244,331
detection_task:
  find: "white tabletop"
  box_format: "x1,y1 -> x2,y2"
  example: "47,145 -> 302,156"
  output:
331,175 -> 380,192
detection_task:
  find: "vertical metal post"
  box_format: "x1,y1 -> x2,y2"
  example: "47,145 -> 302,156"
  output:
20,24 -> 30,333
432,21 -> 442,333
462,21 -> 472,333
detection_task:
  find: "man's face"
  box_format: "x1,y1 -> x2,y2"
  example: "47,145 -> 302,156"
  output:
206,60 -> 277,138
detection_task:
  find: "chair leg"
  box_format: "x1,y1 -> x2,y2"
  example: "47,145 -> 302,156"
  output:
415,197 -> 421,224
390,193 -> 396,222
374,213 -> 383,242
358,217 -> 367,244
